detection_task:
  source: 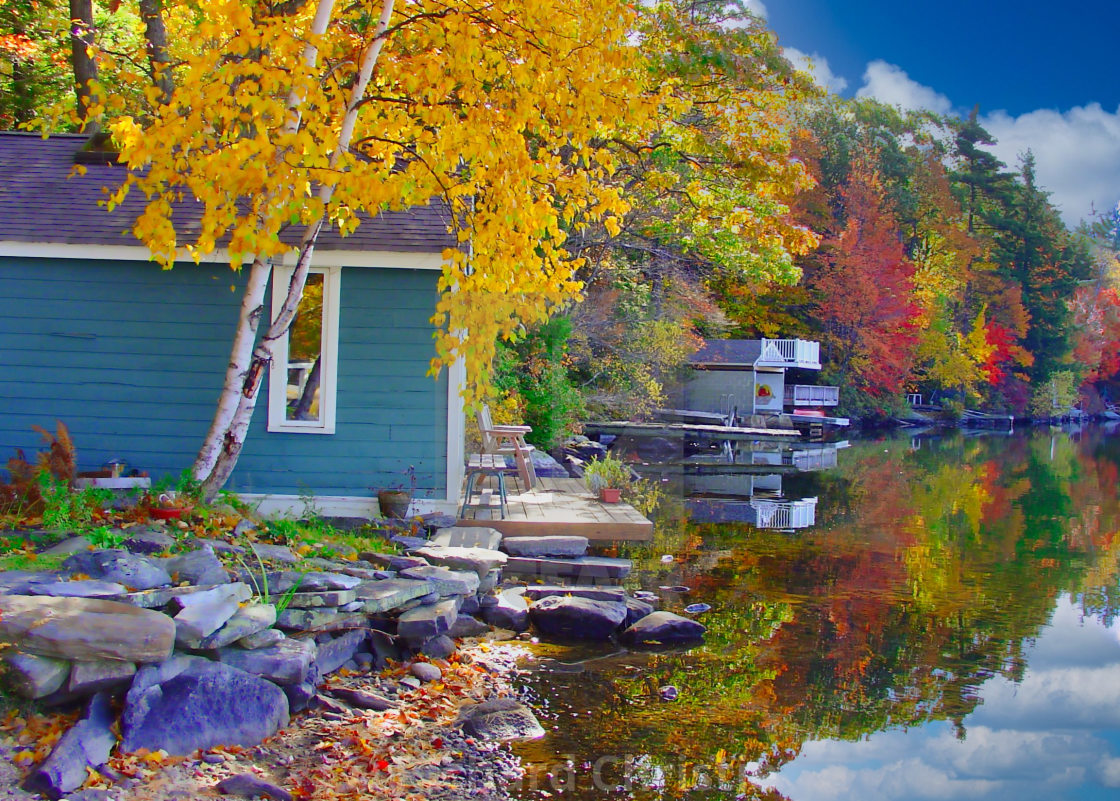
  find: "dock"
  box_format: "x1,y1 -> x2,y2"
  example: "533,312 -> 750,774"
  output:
584,420 -> 802,442
456,475 -> 653,543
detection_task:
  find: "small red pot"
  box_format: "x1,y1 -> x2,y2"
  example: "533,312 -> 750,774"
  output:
150,507 -> 184,520
599,487 -> 622,504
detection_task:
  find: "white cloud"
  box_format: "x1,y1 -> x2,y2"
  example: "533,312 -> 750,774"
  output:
855,60 -> 953,115
981,103 -> 1120,226
784,46 -> 849,93
850,60 -> 1120,226
742,0 -> 767,19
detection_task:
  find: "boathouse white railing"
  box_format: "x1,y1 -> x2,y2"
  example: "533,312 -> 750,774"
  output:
784,384 -> 840,406
791,448 -> 838,471
758,338 -> 822,369
752,498 -> 818,529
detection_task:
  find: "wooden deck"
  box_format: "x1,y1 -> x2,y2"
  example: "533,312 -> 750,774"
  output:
456,475 -> 653,542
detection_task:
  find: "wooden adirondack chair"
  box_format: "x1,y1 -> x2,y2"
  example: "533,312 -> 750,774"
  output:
476,405 -> 538,490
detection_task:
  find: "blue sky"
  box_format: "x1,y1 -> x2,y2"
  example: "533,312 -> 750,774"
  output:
749,0 -> 1120,226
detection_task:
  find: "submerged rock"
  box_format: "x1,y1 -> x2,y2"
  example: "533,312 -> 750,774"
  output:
458,698 -> 545,741
528,595 -> 627,640
620,611 -> 706,645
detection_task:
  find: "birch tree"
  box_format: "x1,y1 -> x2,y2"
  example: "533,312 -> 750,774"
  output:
86,0 -> 654,497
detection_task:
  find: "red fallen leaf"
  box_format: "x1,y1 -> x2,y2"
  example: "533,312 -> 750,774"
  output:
432,738 -> 443,749
376,759 -> 390,771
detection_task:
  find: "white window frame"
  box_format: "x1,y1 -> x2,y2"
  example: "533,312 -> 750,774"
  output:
267,265 -> 342,434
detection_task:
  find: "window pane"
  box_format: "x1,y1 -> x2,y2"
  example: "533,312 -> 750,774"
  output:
286,273 -> 324,422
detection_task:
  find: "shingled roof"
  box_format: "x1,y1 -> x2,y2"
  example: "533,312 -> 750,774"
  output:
688,340 -> 764,367
0,132 -> 456,253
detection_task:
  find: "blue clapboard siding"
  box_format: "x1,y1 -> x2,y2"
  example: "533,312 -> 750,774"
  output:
0,255 -> 447,499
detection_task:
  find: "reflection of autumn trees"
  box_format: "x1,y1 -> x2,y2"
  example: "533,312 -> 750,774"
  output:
515,431 -> 1120,799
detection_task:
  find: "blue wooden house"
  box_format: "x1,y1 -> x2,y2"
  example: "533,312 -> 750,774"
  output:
0,133 -> 466,517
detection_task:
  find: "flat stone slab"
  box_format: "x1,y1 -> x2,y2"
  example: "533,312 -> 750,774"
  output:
399,565 -> 480,597
62,549 -> 172,591
397,599 -> 459,647
67,658 -> 136,695
163,549 -> 230,586
199,603 -> 277,650
115,583 -> 227,609
218,638 -> 316,686
353,579 -> 432,613
23,693 -> 116,798
431,526 -> 502,550
522,585 -> 627,603
237,627 -> 286,650
0,595 -> 175,663
250,543 -> 299,564
4,652 -> 70,698
275,608 -> 367,634
503,556 -> 631,581
284,590 -> 357,609
501,536 -> 589,558
39,536 -> 93,557
254,571 -> 362,593
27,579 -> 128,598
411,546 -> 507,579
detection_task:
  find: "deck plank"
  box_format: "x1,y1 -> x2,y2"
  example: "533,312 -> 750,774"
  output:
457,474 -> 653,542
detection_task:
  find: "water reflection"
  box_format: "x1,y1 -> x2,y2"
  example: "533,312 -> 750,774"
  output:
512,428 -> 1120,801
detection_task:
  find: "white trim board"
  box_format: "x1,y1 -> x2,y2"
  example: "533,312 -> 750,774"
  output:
0,241 -> 445,270
237,493 -> 457,519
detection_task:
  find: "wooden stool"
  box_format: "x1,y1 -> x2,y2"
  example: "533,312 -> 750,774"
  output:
460,466 -> 509,519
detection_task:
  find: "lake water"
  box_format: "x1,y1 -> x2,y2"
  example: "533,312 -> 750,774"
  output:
509,426 -> 1120,801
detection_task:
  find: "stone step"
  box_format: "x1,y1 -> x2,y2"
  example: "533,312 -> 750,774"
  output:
502,556 -> 631,581
501,536 -> 589,558
431,526 -> 502,550
522,585 -> 627,603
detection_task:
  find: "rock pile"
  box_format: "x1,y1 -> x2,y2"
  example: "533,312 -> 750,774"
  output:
0,522 -> 704,798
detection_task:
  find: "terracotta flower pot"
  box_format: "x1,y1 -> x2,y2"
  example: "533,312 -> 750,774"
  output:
599,487 -> 622,504
378,489 -> 412,519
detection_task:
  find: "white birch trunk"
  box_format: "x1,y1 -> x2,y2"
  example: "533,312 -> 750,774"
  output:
194,0 -> 397,500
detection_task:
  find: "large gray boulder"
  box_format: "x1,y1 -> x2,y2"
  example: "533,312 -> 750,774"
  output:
528,595 -> 627,640
620,611 -> 706,644
121,656 -> 289,755
457,698 -> 545,741
23,693 -> 116,799
62,550 -> 171,591
0,595 -> 175,663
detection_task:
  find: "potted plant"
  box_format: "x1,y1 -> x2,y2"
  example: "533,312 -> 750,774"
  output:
584,453 -> 630,503
376,465 -> 415,519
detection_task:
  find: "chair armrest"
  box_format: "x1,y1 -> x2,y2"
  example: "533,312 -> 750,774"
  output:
488,424 -> 532,433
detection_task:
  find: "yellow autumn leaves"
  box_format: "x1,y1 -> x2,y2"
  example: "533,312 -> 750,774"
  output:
90,0 -> 811,399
